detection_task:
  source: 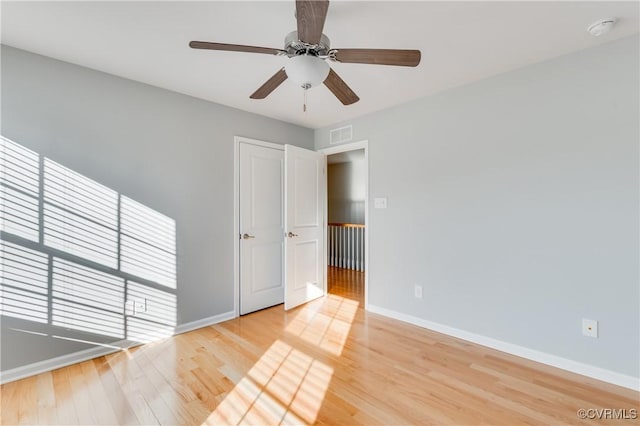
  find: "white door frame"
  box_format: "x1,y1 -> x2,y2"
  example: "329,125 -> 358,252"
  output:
319,140 -> 369,310
233,136 -> 284,318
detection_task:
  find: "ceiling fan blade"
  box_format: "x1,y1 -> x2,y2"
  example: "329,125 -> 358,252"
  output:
323,68 -> 359,105
333,49 -> 421,67
250,68 -> 288,99
189,41 -> 284,56
296,0 -> 329,45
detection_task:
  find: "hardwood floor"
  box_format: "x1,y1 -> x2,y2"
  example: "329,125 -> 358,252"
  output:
2,267 -> 638,425
327,266 -> 364,304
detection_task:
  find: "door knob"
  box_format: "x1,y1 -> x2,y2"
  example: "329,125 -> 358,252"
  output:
287,232 -> 299,238
242,233 -> 255,239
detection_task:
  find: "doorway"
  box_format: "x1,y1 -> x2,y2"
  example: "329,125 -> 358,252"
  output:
320,141 -> 369,307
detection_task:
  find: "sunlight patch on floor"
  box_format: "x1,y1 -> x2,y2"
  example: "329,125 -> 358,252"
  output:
204,340 -> 333,425
284,294 -> 359,356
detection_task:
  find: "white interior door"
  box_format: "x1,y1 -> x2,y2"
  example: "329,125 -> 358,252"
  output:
239,142 -> 284,315
284,144 -> 326,310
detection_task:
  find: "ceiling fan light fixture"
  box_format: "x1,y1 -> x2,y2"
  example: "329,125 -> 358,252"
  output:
285,55 -> 330,89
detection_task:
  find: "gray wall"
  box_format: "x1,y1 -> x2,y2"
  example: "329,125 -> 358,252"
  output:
328,160 -> 366,224
1,45 -> 313,371
316,36 -> 639,378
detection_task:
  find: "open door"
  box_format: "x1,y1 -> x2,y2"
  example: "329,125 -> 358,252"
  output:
284,144 -> 326,310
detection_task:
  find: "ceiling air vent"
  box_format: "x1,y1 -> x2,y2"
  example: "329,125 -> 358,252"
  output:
329,125 -> 353,145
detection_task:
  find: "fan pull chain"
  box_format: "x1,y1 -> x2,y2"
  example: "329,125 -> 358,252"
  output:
303,87 -> 307,112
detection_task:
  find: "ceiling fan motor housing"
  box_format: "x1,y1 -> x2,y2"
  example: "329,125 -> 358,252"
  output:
284,31 -> 331,57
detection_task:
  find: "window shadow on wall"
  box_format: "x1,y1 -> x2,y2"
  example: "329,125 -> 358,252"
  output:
1,136 -> 177,347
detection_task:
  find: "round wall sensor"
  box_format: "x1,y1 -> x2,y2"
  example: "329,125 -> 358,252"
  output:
588,18 -> 617,37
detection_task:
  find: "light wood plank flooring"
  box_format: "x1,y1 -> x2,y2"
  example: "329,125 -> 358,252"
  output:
2,267 -> 638,425
327,266 -> 364,304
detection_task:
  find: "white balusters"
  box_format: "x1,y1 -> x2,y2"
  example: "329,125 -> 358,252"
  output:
328,224 -> 365,271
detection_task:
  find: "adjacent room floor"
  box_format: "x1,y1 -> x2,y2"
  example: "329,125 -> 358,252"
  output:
1,268 -> 637,425
327,265 -> 364,304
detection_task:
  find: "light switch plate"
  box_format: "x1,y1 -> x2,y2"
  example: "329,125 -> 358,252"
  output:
414,285 -> 423,299
374,197 -> 388,209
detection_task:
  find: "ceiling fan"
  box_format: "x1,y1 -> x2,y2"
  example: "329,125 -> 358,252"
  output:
189,0 -> 421,107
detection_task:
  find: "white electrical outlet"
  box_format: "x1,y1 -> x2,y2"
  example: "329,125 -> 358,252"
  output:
374,197 -> 388,209
125,300 -> 134,316
414,285 -> 423,299
134,299 -> 147,314
127,299 -> 148,316
582,318 -> 598,338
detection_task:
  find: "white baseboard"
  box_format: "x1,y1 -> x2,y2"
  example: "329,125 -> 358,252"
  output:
174,310 -> 236,334
1,310 -> 237,385
0,339 -> 128,385
366,304 -> 640,391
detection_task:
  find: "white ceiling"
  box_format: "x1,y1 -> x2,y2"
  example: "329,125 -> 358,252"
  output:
2,1 -> 638,129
